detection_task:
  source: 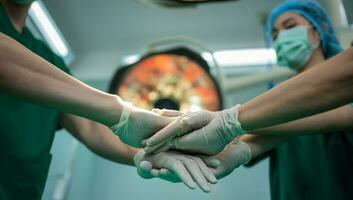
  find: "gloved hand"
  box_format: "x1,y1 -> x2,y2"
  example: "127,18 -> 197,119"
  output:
144,106 -> 247,155
133,149 -> 219,192
204,139 -> 252,179
110,101 -> 175,147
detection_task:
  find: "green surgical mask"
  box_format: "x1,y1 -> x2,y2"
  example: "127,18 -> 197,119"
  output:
12,0 -> 35,4
274,26 -> 319,71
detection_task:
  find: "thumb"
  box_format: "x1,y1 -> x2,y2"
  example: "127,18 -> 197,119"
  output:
145,111 -> 212,153
199,156 -> 221,168
137,161 -> 153,179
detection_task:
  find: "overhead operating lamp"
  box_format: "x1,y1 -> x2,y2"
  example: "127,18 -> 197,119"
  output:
110,35 -> 295,110
139,0 -> 238,8
109,45 -> 223,112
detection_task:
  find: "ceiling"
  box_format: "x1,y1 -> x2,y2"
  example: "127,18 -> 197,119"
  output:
41,0 -> 351,80
43,0 -> 283,56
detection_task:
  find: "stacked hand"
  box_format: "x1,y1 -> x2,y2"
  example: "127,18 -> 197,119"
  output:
133,150 -> 219,192
109,102 -> 250,192
109,102 -> 221,192
144,106 -> 247,155
133,139 -> 252,190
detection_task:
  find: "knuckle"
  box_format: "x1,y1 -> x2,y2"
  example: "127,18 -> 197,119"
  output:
173,160 -> 183,168
193,157 -> 203,163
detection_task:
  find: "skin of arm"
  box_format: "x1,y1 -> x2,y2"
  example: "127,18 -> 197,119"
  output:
239,47 -> 353,131
59,113 -> 139,165
0,32 -> 123,127
241,105 -> 353,158
0,32 -> 179,148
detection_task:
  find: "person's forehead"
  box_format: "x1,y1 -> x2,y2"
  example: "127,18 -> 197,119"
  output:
273,12 -> 309,28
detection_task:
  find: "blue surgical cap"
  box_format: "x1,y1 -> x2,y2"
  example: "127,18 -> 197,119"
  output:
265,0 -> 342,58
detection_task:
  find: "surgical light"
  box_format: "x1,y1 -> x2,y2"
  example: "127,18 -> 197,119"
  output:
109,47 -> 223,112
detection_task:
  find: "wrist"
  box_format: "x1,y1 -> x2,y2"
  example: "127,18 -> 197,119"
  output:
232,139 -> 252,164
101,95 -> 125,127
239,135 -> 264,159
221,105 -> 247,139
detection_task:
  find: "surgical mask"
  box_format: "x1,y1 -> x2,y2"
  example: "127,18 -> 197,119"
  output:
12,0 -> 35,4
274,26 -> 319,71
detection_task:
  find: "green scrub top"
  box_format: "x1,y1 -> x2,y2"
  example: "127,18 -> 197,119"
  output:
269,132 -> 353,200
0,4 -> 70,200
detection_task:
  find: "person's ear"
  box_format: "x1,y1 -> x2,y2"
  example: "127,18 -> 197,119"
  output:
313,29 -> 321,44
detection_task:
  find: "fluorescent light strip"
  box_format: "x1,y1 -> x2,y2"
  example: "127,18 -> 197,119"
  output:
122,48 -> 277,67
29,1 -> 69,57
204,48 -> 277,67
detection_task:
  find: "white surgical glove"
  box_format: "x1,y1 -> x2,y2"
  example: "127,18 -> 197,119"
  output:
144,105 -> 246,155
204,139 -> 252,179
110,101 -> 174,147
133,150 -> 219,192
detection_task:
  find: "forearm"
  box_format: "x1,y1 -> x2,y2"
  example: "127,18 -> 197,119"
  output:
61,114 -> 139,166
239,134 -> 290,158
83,124 -> 139,166
238,47 -> 353,131
252,105 -> 353,136
238,106 -> 353,159
0,33 -> 122,127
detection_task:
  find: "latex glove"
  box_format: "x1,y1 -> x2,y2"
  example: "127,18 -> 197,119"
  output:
133,150 -> 219,192
110,101 -> 175,147
144,105 -> 246,155
203,139 -> 252,179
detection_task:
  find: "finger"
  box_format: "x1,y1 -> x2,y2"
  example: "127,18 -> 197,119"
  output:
139,161 -> 152,171
158,174 -> 180,183
146,110 -> 212,147
169,160 -> 196,190
160,168 -> 180,180
189,156 -> 217,184
137,161 -> 153,179
168,133 -> 200,153
144,123 -> 188,154
151,137 -> 185,154
152,108 -> 184,117
152,141 -> 173,154
144,142 -> 164,154
171,126 -> 220,155
210,165 -> 228,179
199,156 -> 221,168
149,168 -> 180,183
180,111 -> 212,131
181,158 -> 211,193
150,168 -> 161,177
145,117 -> 191,148
159,168 -> 181,182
